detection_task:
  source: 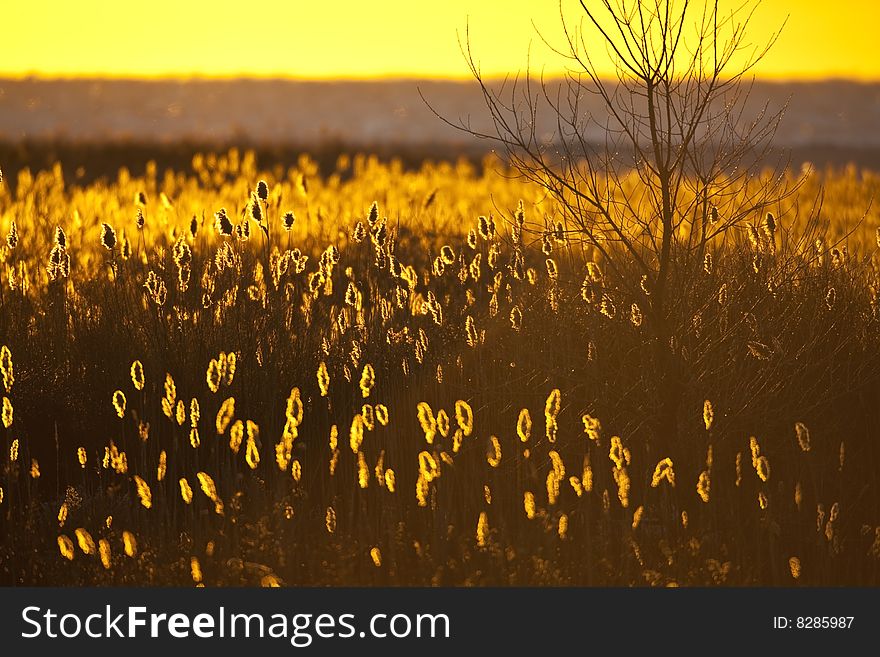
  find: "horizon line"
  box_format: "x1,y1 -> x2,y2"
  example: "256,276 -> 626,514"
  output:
2,72 -> 879,84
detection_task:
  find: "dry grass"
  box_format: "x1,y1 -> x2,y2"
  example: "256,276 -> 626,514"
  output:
0,151 -> 879,586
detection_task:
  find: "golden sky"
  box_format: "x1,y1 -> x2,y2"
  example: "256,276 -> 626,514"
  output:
2,0 -> 877,80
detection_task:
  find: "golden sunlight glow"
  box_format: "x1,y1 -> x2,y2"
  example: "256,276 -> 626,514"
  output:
1,1 -> 876,80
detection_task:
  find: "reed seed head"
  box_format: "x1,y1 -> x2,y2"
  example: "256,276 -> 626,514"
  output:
100,223 -> 117,250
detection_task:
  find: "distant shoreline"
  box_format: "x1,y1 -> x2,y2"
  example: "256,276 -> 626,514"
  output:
1,78 -> 878,166
2,140 -> 878,186
2,74 -> 879,84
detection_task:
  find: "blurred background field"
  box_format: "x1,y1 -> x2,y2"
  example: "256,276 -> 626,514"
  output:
1,78 -> 880,177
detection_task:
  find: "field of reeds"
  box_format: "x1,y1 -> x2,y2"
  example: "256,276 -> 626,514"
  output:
0,150 -> 879,586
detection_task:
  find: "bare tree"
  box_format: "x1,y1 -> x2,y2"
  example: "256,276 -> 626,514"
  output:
428,0 -> 797,443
